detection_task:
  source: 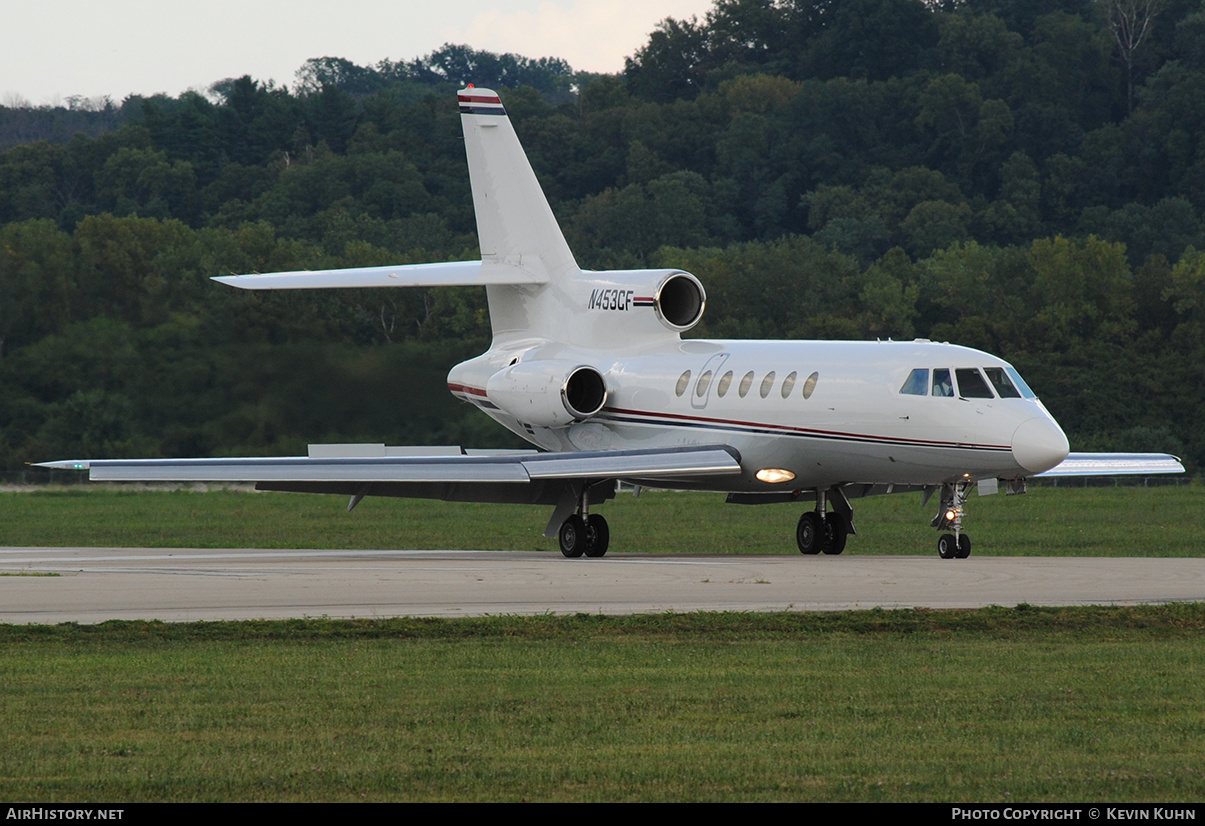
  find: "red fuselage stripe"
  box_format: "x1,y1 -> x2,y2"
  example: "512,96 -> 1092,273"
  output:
446,385 -> 1009,451
601,406 -> 1010,451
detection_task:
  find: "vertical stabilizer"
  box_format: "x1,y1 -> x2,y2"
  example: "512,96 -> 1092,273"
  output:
458,88 -> 579,284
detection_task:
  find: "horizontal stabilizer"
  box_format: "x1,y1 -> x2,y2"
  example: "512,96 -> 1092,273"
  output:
212,260 -> 546,290
37,446 -> 741,485
1036,452 -> 1185,477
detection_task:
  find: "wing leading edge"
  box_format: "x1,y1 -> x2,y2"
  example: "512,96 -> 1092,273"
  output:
36,445 -> 742,485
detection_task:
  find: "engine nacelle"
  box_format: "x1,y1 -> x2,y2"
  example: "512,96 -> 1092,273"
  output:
485,361 -> 608,428
652,271 -> 707,332
581,269 -> 706,334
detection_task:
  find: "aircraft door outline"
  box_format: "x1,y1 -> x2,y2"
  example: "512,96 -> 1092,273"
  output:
691,353 -> 730,410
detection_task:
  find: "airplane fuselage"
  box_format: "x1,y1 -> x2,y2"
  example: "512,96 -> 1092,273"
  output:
448,337 -> 1069,493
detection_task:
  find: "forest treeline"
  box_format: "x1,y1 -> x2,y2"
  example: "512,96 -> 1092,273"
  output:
2,0 -> 1205,471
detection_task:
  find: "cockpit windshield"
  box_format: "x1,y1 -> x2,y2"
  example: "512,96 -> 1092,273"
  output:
899,364 -> 1039,400
899,368 -> 928,395
1002,365 -> 1037,398
955,368 -> 994,398
931,369 -> 953,397
983,367 -> 1021,398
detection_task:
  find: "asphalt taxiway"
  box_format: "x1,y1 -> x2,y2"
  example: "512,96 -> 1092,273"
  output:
1,547 -> 1202,623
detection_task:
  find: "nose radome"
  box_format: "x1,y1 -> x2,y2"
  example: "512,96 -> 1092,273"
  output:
1012,417 -> 1070,474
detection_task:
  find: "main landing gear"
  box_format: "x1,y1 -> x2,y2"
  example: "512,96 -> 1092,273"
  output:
558,487 -> 610,558
932,480 -> 972,559
796,487 -> 854,555
559,513 -> 609,558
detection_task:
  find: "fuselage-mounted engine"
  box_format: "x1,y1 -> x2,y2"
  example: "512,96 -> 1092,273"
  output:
579,269 -> 706,338
484,361 -> 608,429
448,269 -> 705,438
650,271 -> 706,332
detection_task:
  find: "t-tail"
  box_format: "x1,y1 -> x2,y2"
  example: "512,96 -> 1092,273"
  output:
458,88 -> 579,342
214,88 -> 707,351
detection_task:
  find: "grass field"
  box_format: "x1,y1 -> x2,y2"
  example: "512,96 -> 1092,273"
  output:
2,485 -> 1202,802
0,482 -> 1200,555
2,608 -> 1204,802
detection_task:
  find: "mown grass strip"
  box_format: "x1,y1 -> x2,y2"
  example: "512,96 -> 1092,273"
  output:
1,484 -> 1202,556
2,606 -> 1204,802
3,602 -> 1205,643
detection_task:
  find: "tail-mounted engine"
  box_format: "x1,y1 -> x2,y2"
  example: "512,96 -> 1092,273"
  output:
581,269 -> 706,335
651,271 -> 706,332
486,361 -> 608,428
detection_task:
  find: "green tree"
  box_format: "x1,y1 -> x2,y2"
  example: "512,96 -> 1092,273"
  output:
1027,235 -> 1136,346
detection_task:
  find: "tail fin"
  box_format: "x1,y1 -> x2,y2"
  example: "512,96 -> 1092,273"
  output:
458,88 -> 579,285
213,88 -> 582,343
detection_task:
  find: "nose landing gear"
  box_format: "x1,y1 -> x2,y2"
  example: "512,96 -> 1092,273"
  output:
932,480 -> 972,559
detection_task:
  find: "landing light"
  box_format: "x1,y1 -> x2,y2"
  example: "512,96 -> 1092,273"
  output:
756,468 -> 795,484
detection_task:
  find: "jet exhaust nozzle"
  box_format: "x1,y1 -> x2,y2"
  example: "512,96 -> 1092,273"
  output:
485,361 -> 609,428
655,272 -> 706,332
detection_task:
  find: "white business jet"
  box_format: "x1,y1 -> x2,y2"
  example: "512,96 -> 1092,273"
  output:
40,88 -> 1184,559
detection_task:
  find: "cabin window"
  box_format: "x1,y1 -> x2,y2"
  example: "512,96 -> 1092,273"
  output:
899,368 -> 928,395
932,368 -> 953,397
695,370 -> 713,398
781,371 -> 797,398
760,371 -> 776,399
717,370 -> 733,397
983,367 -> 1021,398
956,368 -> 994,399
802,371 -> 818,399
675,370 -> 691,397
739,371 -> 754,398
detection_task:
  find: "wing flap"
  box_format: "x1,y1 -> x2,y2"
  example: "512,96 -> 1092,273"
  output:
1036,452 -> 1185,477
51,456 -> 530,484
521,446 -> 740,479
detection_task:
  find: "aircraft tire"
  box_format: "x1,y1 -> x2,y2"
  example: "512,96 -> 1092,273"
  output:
956,533 -> 971,559
938,533 -> 957,559
797,512 -> 823,554
559,515 -> 587,558
584,514 -> 609,557
822,513 -> 847,555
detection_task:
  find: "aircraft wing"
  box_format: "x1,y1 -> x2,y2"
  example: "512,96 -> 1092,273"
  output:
37,445 -> 741,485
1035,452 -> 1185,477
212,260 -> 547,290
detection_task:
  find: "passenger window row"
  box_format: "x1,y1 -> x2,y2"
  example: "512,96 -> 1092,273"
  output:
898,366 -> 1036,399
676,369 -> 820,400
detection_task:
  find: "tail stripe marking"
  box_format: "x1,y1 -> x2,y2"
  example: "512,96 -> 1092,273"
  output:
458,93 -> 505,116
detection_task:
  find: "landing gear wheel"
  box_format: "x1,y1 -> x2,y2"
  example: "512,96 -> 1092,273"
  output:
559,514 -> 586,558
956,533 -> 971,559
797,512 -> 823,555
938,533 -> 957,559
584,514 -> 609,558
822,513 -> 847,555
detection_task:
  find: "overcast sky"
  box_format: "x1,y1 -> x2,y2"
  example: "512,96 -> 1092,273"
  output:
0,0 -> 714,106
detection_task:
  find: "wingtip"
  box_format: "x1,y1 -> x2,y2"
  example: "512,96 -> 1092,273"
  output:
34,460 -> 91,470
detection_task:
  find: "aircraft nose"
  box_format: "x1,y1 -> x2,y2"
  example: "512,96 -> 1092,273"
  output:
1012,417 -> 1070,474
